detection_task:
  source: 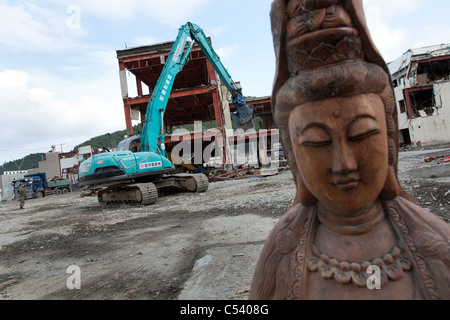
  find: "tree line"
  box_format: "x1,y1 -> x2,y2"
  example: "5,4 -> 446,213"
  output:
0,124 -> 142,175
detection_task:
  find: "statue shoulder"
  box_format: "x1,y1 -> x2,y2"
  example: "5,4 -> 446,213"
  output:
267,204 -> 315,250
385,196 -> 450,299
387,196 -> 450,236
249,204 -> 315,300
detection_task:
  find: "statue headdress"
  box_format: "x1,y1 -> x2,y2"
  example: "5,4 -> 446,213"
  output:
270,0 -> 401,206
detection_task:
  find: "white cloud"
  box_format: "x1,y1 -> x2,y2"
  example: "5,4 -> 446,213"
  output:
0,2 -> 87,53
411,25 -> 450,49
0,69 -> 125,164
142,0 -> 210,28
52,0 -> 211,28
0,0 -> 211,54
132,36 -> 160,48
362,0 -> 443,62
215,44 -> 239,62
210,27 -> 225,37
363,0 -> 425,18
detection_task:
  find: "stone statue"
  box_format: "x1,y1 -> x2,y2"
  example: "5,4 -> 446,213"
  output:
249,0 -> 450,300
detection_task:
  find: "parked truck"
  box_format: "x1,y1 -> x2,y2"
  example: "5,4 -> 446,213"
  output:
12,173 -> 72,200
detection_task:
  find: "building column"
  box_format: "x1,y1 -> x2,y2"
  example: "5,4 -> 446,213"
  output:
403,88 -> 414,119
124,100 -> 133,136
206,61 -> 228,168
119,61 -> 133,136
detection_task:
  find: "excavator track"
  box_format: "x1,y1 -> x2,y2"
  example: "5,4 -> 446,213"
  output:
159,173 -> 209,193
137,183 -> 159,205
95,173 -> 208,206
191,173 -> 209,193
97,182 -> 158,205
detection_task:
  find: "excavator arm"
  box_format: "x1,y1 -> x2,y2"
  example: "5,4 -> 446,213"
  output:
187,23 -> 254,127
140,24 -> 195,155
79,22 -> 253,204
140,22 -> 254,156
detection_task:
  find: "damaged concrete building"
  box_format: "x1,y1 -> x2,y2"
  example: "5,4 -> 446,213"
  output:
389,44 -> 450,147
116,39 -> 279,172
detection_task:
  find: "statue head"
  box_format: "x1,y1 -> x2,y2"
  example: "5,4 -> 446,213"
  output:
270,0 -> 400,209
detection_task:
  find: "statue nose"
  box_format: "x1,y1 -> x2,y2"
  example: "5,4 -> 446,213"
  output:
331,141 -> 357,174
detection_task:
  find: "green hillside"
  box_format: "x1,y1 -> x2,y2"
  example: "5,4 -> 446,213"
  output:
0,124 -> 142,175
75,124 -> 143,151
0,117 -> 261,175
0,153 -> 47,175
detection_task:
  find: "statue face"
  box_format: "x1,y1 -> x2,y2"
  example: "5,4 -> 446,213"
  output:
288,94 -> 389,216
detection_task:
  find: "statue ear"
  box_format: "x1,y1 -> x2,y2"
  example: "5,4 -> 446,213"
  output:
380,166 -> 400,200
294,174 -> 318,207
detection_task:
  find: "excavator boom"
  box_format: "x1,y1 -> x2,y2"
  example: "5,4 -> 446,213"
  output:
141,22 -> 254,155
78,22 -> 254,205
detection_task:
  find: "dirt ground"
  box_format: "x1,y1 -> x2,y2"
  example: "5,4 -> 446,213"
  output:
0,146 -> 449,301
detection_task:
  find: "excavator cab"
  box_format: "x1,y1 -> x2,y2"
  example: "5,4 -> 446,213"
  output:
117,135 -> 141,152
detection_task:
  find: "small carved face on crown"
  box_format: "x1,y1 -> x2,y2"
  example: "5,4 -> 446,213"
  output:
288,93 -> 389,216
285,0 -> 364,74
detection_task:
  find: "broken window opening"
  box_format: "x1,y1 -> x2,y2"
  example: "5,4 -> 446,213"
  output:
398,99 -> 406,114
392,76 -> 406,88
401,129 -> 412,147
408,88 -> 436,117
416,57 -> 450,83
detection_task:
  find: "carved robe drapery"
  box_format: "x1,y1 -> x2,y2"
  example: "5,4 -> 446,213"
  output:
250,197 -> 450,300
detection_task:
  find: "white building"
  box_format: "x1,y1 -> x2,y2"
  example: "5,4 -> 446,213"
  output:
0,170 -> 28,200
388,44 -> 450,147
27,146 -> 95,185
0,146 -> 95,200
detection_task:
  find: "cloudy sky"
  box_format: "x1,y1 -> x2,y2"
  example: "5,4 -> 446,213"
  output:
0,0 -> 449,165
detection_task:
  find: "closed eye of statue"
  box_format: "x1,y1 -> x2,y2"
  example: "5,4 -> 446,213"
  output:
348,129 -> 381,142
298,126 -> 331,147
347,116 -> 381,142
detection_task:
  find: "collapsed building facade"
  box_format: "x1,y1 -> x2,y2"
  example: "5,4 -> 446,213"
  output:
116,39 -> 279,172
389,44 -> 450,147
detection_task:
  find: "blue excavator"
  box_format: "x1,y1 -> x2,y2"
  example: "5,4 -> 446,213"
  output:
78,22 -> 254,205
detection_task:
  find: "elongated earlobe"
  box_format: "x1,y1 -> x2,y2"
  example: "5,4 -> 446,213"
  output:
380,166 -> 400,200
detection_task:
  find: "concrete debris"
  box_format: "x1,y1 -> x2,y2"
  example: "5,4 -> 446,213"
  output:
424,155 -> 450,163
424,155 -> 444,162
212,167 -> 279,182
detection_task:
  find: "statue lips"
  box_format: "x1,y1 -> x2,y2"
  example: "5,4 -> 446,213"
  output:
332,176 -> 361,191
